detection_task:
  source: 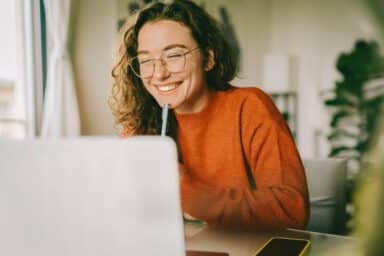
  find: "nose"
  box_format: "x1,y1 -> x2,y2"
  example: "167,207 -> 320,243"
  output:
152,59 -> 170,80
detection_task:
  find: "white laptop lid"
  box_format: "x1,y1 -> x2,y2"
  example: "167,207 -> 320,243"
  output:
0,136 -> 185,256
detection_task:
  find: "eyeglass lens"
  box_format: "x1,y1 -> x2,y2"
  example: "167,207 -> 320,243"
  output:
130,47 -> 198,78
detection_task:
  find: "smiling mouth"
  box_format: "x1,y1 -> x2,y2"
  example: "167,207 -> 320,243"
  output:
155,82 -> 181,94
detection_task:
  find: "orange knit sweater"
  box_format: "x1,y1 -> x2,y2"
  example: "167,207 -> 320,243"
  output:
175,87 -> 309,230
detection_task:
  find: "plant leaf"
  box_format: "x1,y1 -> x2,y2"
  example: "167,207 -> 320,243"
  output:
329,146 -> 355,157
330,110 -> 351,127
325,97 -> 355,107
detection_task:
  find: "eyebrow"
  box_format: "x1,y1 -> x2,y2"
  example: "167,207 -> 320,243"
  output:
137,44 -> 188,55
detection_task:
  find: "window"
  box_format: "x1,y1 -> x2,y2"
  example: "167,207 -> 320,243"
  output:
0,1 -> 25,137
0,0 -> 44,138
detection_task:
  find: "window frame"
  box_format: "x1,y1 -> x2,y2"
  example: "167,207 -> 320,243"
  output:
21,0 -> 44,137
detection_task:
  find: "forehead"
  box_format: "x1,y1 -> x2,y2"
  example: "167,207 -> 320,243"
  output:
137,20 -> 197,52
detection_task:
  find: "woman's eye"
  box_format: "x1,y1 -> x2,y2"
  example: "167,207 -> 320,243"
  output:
138,58 -> 152,65
166,51 -> 184,59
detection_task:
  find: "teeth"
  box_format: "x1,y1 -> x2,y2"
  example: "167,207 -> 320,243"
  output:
157,84 -> 178,92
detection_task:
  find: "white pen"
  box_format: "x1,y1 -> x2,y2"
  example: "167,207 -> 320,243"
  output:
161,103 -> 169,137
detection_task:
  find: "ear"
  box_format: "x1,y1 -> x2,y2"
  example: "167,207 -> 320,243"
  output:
204,49 -> 215,71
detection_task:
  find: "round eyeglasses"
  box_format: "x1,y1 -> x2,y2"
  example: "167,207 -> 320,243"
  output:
128,47 -> 200,79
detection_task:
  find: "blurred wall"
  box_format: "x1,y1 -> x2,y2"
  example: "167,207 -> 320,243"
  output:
71,0 -> 382,158
72,0 -> 117,136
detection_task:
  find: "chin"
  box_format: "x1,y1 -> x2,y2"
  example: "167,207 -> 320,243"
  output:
152,93 -> 184,108
152,97 -> 176,109
165,101 -> 181,109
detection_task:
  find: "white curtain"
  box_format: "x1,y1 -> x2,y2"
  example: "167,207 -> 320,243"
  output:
41,0 -> 80,137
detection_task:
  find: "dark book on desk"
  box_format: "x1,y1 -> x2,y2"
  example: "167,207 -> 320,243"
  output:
186,250 -> 229,256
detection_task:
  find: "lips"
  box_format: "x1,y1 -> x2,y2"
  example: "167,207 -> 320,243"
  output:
155,82 -> 182,94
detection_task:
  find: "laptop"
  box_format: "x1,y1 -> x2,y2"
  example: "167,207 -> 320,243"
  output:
0,136 -> 185,256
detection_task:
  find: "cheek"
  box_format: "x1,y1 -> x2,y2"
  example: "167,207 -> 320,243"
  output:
141,80 -> 152,92
187,60 -> 205,77
190,66 -> 207,83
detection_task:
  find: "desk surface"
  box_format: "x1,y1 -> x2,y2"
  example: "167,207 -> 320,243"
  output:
184,223 -> 360,256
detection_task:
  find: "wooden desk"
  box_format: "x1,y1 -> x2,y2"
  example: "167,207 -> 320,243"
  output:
184,223 -> 359,256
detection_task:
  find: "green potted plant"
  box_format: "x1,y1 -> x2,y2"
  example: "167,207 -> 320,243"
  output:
325,40 -> 384,173
324,40 -> 384,230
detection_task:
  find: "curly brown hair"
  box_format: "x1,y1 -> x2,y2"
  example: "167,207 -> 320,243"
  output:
109,0 -> 237,137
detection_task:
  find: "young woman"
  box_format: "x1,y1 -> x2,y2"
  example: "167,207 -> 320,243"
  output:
110,0 -> 309,230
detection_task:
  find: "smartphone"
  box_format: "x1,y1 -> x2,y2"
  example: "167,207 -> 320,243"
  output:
254,237 -> 310,256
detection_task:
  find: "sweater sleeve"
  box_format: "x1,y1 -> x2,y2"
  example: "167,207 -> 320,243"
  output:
180,92 -> 309,230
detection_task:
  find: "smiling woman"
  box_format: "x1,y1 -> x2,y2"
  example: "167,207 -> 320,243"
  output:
110,0 -> 309,231
110,0 -> 236,136
135,20 -> 215,113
